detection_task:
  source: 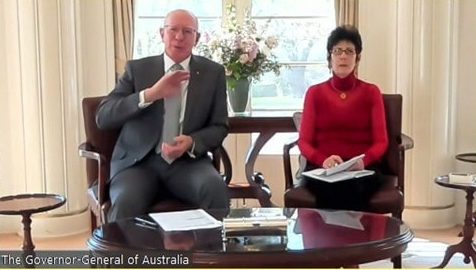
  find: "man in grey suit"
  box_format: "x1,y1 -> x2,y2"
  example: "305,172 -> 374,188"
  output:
96,9 -> 230,222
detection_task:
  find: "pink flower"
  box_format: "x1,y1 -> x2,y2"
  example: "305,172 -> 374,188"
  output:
248,43 -> 259,62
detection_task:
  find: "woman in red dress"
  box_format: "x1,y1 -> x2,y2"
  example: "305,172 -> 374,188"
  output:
298,25 -> 388,211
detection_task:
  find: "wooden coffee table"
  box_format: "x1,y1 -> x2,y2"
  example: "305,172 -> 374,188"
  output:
0,193 -> 66,251
88,208 -> 413,268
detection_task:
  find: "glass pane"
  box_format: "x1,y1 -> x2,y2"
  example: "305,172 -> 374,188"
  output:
251,0 -> 334,17
136,0 -> 221,17
134,19 -> 220,59
249,0 -> 335,111
134,0 -> 222,59
251,64 -> 330,111
255,18 -> 333,62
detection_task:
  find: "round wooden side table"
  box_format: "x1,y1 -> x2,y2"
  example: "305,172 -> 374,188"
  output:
0,193 -> 66,251
434,175 -> 476,268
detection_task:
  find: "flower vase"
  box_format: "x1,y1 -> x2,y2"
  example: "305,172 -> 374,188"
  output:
227,78 -> 251,115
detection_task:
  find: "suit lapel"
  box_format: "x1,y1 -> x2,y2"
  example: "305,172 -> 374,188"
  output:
151,55 -> 166,113
156,54 -> 165,79
183,55 -> 201,132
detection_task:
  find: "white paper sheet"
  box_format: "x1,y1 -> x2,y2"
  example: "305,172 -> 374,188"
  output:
302,169 -> 374,183
149,209 -> 222,231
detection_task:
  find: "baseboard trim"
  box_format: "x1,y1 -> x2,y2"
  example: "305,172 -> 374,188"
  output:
0,216 -> 21,233
25,209 -> 90,238
403,205 -> 457,229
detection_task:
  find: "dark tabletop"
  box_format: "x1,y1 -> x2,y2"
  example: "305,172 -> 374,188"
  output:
456,153 -> 476,163
0,193 -> 66,215
435,175 -> 476,191
88,208 -> 413,267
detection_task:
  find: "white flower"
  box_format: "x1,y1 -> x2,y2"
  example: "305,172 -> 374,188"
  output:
197,4 -> 281,82
265,36 -> 279,49
239,54 -> 249,64
260,45 -> 271,57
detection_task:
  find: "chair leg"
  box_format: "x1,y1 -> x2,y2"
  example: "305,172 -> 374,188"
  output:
391,255 -> 402,268
391,210 -> 403,268
256,189 -> 273,207
392,210 -> 403,221
90,211 -> 97,233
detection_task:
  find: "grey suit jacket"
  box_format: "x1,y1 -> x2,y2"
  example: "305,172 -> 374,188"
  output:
96,54 -> 229,179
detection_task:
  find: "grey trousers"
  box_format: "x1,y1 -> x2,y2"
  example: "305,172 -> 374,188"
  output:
107,151 -> 230,222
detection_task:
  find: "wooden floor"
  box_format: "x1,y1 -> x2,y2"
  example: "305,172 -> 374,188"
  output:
0,231 -> 90,250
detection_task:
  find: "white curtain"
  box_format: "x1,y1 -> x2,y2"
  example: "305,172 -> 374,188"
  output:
335,0 -> 359,26
113,0 -> 134,78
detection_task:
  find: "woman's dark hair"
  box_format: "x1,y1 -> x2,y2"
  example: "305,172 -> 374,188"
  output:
326,25 -> 362,64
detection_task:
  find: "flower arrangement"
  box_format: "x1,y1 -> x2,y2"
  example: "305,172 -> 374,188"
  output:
198,4 -> 281,90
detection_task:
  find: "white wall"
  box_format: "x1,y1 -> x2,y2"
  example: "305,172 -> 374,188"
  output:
454,0 -> 476,219
358,0 -> 398,93
358,0 -> 476,228
0,0 -> 9,196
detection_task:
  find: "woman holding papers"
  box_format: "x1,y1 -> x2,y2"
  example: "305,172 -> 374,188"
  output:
298,25 -> 388,211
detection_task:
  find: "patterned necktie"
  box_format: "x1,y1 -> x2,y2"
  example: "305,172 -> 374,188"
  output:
158,63 -> 184,164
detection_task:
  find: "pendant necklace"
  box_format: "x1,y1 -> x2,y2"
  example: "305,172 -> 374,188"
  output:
330,80 -> 356,100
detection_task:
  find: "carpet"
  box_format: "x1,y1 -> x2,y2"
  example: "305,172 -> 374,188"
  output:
361,238 -> 471,268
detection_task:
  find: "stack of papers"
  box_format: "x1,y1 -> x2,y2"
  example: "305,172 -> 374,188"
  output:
302,154 -> 374,183
223,216 -> 288,228
222,208 -> 288,236
448,173 -> 476,184
149,209 -> 222,231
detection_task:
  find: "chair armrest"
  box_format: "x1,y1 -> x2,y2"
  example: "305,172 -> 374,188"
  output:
78,142 -> 103,162
214,145 -> 232,185
283,137 -> 299,190
399,133 -> 414,151
393,133 -> 414,195
78,142 -> 108,206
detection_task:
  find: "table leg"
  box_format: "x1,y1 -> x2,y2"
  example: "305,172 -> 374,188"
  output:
435,190 -> 476,268
21,213 -> 35,251
458,211 -> 476,236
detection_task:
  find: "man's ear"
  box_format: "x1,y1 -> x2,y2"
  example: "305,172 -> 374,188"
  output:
195,32 -> 201,45
356,54 -> 361,63
159,28 -> 165,40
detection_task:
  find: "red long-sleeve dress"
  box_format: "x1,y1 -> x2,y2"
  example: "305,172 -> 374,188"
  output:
299,73 -> 388,168
298,73 -> 389,210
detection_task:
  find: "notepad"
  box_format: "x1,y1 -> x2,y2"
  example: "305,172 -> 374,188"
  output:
302,154 -> 374,183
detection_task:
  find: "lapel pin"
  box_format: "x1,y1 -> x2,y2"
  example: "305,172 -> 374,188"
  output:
196,71 -> 200,75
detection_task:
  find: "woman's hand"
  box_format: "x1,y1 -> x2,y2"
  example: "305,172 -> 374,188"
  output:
322,155 -> 344,169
